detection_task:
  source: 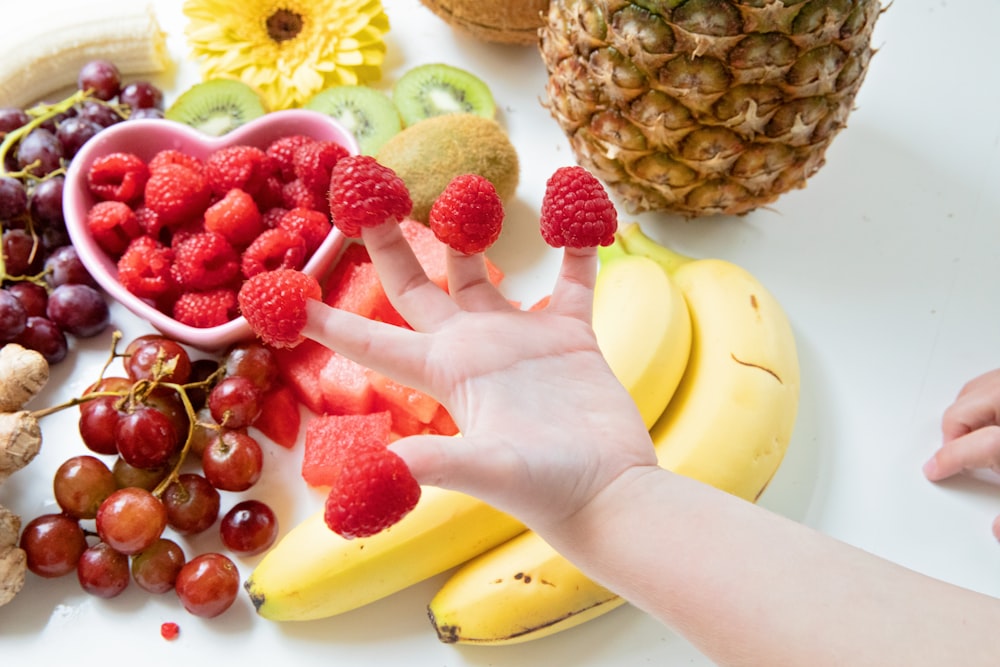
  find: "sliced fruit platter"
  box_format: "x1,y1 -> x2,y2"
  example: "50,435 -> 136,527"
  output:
4,1 -> 997,667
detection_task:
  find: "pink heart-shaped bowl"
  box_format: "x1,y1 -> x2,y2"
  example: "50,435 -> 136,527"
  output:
64,109 -> 358,351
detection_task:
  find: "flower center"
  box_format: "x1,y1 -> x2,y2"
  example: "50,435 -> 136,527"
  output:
266,8 -> 303,43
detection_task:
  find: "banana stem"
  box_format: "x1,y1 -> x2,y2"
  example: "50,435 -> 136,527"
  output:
616,222 -> 693,274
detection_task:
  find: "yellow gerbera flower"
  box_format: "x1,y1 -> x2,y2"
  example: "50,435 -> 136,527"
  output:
182,0 -> 390,110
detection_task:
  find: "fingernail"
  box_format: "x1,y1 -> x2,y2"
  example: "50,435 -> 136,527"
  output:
922,457 -> 939,480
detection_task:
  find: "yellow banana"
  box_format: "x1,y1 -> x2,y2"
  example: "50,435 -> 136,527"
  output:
0,2 -> 170,108
245,238 -> 693,622
426,223 -> 800,645
592,243 -> 692,429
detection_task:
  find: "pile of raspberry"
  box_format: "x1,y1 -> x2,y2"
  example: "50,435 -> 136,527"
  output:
83,134 -> 349,328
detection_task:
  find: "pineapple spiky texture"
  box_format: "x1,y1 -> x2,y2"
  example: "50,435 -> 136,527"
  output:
539,0 -> 882,217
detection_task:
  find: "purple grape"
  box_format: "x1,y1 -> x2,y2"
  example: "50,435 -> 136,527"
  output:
7,281 -> 48,318
56,116 -> 103,157
0,177 -> 28,220
128,108 -> 165,121
44,245 -> 96,287
28,175 -> 65,227
0,290 -> 28,341
0,107 -> 30,133
77,60 -> 121,101
14,316 -> 68,363
119,82 -> 163,110
45,284 -> 109,338
2,229 -> 42,277
77,102 -> 122,129
16,128 -> 64,177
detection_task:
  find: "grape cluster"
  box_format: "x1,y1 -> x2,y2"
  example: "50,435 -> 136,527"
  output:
0,60 -> 165,363
20,333 -> 281,618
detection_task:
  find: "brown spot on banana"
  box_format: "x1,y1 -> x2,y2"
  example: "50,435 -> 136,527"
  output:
730,353 -> 782,383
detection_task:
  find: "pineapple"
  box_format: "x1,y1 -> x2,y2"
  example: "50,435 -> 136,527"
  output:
539,0 -> 882,216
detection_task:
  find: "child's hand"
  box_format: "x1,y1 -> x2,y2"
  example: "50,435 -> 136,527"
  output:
303,221 -> 657,534
925,367 -> 1000,537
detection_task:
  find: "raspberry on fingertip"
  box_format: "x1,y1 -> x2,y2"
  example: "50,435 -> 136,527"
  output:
329,155 -> 413,238
428,173 -> 504,255
237,269 -> 322,349
539,166 -> 617,248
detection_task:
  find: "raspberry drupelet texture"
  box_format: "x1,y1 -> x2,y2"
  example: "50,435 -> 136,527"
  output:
170,231 -> 241,291
237,269 -> 322,348
86,152 -> 150,205
329,155 -> 413,238
86,200 -> 142,256
241,228 -> 307,278
322,442 -> 421,539
173,288 -> 238,328
539,166 -> 618,248
204,145 -> 271,198
144,163 -> 212,229
428,173 -> 505,255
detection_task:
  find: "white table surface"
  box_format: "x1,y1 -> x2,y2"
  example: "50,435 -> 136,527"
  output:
2,0 -> 999,664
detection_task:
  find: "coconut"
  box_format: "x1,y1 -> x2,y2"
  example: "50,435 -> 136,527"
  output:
419,0 -> 549,45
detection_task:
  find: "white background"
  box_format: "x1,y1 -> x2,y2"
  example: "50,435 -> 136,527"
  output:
2,0 -> 1000,664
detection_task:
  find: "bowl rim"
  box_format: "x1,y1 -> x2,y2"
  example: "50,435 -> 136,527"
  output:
63,109 -> 358,351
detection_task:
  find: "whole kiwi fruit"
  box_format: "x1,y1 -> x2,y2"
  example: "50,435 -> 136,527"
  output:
375,114 -> 519,222
418,0 -> 549,46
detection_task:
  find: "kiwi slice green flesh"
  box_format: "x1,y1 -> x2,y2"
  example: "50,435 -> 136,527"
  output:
392,63 -> 496,127
304,85 -> 402,155
165,79 -> 267,137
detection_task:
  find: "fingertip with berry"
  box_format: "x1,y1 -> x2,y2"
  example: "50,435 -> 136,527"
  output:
237,268 -> 322,349
328,155 -> 413,238
540,165 -> 618,249
428,173 -> 505,255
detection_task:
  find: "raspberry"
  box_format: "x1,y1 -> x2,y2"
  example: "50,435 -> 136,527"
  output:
86,152 -> 149,204
170,232 -> 240,290
148,149 -> 204,175
261,206 -> 289,229
281,178 -> 325,212
266,135 -> 315,181
322,442 -> 421,539
237,268 -> 321,348
241,228 -> 307,278
117,236 -> 176,300
86,200 -> 142,257
203,188 -> 264,247
428,174 -> 504,255
293,140 -> 350,193
329,155 -> 412,238
278,207 -> 331,254
204,145 -> 270,198
144,163 -> 212,229
133,205 -> 164,240
172,288 -> 238,328
539,166 -> 617,248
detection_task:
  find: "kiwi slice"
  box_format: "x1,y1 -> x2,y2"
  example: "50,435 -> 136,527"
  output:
375,113 -> 519,223
304,85 -> 402,155
165,79 -> 267,137
392,63 -> 496,127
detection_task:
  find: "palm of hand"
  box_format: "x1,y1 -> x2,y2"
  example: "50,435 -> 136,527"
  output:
304,222 -> 656,531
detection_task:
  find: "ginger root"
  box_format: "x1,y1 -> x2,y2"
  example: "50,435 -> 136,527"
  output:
0,344 -> 49,412
0,411 -> 41,484
0,504 -> 26,607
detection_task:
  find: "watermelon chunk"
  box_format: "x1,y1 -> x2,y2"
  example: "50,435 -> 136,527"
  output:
253,382 -> 301,448
369,370 -> 439,426
319,351 -> 376,415
302,411 -> 392,487
399,217 -> 504,289
323,243 -> 408,326
275,339 -> 334,415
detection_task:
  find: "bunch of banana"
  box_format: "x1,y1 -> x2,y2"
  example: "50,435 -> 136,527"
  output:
0,2 -> 170,108
426,223 -> 801,645
244,237 -> 694,621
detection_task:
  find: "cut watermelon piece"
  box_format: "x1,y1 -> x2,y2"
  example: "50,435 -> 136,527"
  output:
369,370 -> 440,426
319,351 -> 376,415
253,382 -> 301,448
428,404 -> 459,436
302,411 -> 393,487
275,339 -> 334,415
323,241 -> 408,327
399,218 -> 504,289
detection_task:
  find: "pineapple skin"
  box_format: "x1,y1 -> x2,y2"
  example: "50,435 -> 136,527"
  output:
539,0 -> 882,217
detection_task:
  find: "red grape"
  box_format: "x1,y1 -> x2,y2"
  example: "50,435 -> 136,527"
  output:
131,538 -> 185,594
161,473 -> 220,535
202,429 -> 263,492
95,487 -> 167,555
175,553 -> 240,618
114,405 -> 180,470
14,316 -> 67,364
53,455 -> 117,519
220,500 -> 278,556
125,335 -> 192,384
77,542 -> 130,598
77,59 -> 121,100
19,513 -> 87,578
208,375 -> 262,428
111,457 -> 169,491
223,342 -> 278,391
45,283 -> 110,338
